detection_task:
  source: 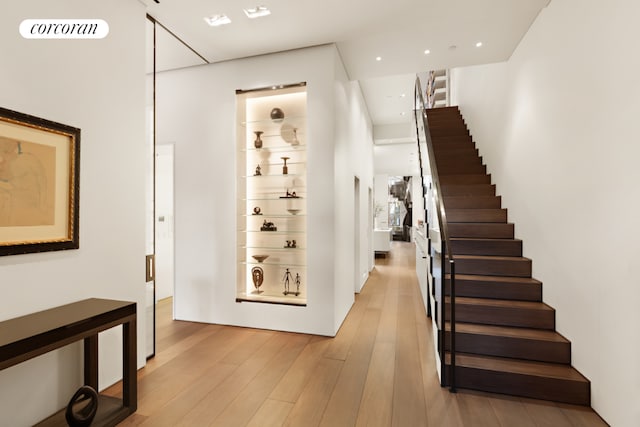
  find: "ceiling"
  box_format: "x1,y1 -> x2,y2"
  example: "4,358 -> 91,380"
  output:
143,0 -> 550,173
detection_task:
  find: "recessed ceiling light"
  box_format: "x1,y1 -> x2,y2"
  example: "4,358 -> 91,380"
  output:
400,94 -> 406,98
476,42 -> 483,47
424,49 -> 430,54
376,56 -> 382,61
204,14 -> 231,26
244,6 -> 271,19
400,112 -> 406,116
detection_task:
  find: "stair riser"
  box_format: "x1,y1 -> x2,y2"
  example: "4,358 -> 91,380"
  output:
447,209 -> 506,223
443,367 -> 590,406
445,280 -> 541,302
431,142 -> 475,151
445,304 -> 555,329
438,164 -> 487,175
434,148 -> 479,158
430,129 -> 469,138
444,332 -> 571,364
444,196 -> 502,209
434,152 -> 479,162
436,159 -> 484,170
451,239 -> 521,256
441,185 -> 495,197
439,175 -> 491,185
449,223 -> 514,239
446,258 -> 532,278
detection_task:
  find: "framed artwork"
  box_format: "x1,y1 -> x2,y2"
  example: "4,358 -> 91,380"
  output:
0,107 -> 80,256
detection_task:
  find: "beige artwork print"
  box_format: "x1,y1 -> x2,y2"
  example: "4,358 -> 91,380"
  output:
0,136 -> 56,227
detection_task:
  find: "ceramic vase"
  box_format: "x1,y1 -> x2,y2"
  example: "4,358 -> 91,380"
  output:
254,131 -> 263,149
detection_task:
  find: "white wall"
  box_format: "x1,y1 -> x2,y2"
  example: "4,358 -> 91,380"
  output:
333,50 -> 375,301
373,174 -> 390,230
450,1 -> 640,425
157,44 -> 372,336
0,1 -> 147,426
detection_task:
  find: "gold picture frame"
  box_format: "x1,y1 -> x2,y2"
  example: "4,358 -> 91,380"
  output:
0,107 -> 80,256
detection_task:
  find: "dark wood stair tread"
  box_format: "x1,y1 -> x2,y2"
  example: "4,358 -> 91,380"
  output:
446,296 -> 553,312
446,353 -> 587,382
439,174 -> 491,185
451,254 -> 531,262
447,273 -> 541,286
445,274 -> 543,302
447,322 -> 568,343
450,238 -> 522,256
448,222 -> 515,239
443,196 -> 502,209
447,208 -> 507,223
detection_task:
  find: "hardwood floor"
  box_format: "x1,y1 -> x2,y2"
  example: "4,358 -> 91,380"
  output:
105,242 -> 608,426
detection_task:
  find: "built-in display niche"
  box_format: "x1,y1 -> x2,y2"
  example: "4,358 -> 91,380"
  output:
236,83 -> 307,306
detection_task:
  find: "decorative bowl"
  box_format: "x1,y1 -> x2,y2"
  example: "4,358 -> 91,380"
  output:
287,209 -> 301,215
252,255 -> 269,263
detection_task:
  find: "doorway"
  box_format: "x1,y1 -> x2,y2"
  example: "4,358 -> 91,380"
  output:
155,144 -> 175,302
354,176 -> 361,292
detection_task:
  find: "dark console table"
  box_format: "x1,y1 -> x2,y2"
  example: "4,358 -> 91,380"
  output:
0,298 -> 137,426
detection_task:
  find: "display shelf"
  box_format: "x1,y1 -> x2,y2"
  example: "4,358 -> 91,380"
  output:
237,84 -> 307,306
241,114 -> 306,127
242,230 -> 306,235
243,172 -> 305,178
243,245 -> 306,250
243,144 -> 307,153
242,196 -> 305,203
242,261 -> 307,267
244,214 -> 306,218
236,293 -> 306,307
245,160 -> 306,167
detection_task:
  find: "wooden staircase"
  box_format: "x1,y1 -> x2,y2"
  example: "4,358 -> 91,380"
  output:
426,106 -> 590,406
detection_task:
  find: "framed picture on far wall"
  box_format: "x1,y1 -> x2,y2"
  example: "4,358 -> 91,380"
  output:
0,107 -> 80,256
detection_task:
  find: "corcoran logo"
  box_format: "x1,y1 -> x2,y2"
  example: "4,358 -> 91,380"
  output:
19,19 -> 109,39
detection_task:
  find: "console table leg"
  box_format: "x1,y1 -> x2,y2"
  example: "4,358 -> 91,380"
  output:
123,318 -> 137,411
84,335 -> 98,390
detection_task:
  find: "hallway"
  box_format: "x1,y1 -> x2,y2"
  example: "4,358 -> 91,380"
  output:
108,242 -> 606,426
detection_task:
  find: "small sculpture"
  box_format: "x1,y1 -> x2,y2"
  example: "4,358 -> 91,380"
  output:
284,240 -> 297,249
295,273 -> 301,295
260,220 -> 277,231
65,386 -> 99,427
252,254 -> 269,263
271,107 -> 285,122
254,131 -> 264,149
281,156 -> 290,175
255,164 -> 262,176
252,206 -> 262,215
251,266 -> 264,293
291,128 -> 300,146
282,268 -> 293,295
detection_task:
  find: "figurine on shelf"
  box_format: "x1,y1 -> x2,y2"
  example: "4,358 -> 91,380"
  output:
284,189 -> 298,198
254,131 -> 264,149
251,266 -> 264,294
260,220 -> 277,231
252,207 -> 262,215
271,107 -> 285,122
282,268 -> 293,295
291,128 -> 300,146
254,164 -> 262,176
284,240 -> 297,248
295,273 -> 301,296
281,156 -> 290,175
